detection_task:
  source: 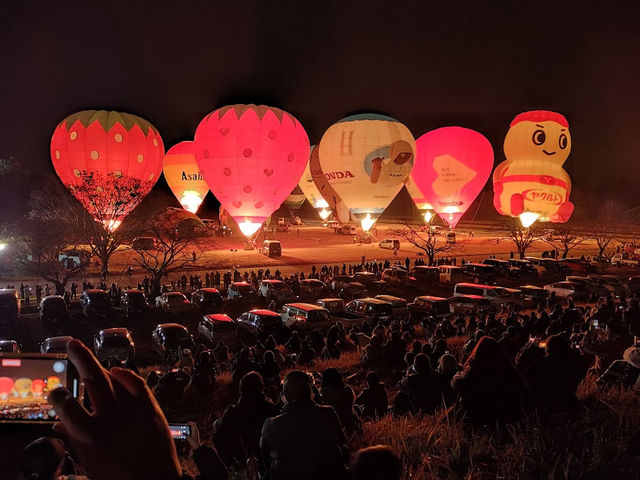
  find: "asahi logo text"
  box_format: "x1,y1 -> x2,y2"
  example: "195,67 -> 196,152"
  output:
181,171 -> 203,181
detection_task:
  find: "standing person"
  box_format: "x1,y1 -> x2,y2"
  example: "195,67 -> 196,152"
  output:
35,284 -> 43,304
24,285 -> 30,305
260,371 -> 349,480
71,282 -> 77,299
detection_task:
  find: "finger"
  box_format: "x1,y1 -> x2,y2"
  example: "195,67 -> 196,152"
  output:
49,387 -> 93,443
67,339 -> 116,414
110,367 -> 157,410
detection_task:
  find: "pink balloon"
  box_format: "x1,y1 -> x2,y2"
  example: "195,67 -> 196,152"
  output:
0,376 -> 13,398
194,104 -> 310,237
413,127 -> 493,228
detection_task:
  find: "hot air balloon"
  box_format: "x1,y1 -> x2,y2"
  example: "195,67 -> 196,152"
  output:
283,185 -> 307,210
318,114 -> 415,231
193,104 -> 310,237
163,141 -> 209,214
493,110 -> 574,226
412,127 -> 493,229
308,144 -> 349,223
405,176 -> 435,223
50,110 -> 164,231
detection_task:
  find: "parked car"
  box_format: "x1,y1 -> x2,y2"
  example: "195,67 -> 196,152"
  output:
409,266 -> 439,285
94,328 -> 135,363
588,275 -> 628,297
374,295 -> 409,320
39,295 -> 69,326
351,272 -> 385,290
611,253 -> 640,266
438,265 -> 464,285
260,240 -> 282,257
155,292 -> 192,314
0,289 -> 20,328
508,259 -> 539,275
227,282 -> 259,304
447,295 -> 493,314
120,289 -> 149,317
235,309 -> 283,337
80,289 -> 113,318
330,275 -> 354,292
481,258 -> 515,276
566,276 -> 611,298
190,288 -> 224,313
281,303 -> 332,328
0,339 -> 20,353
197,314 -> 237,345
453,283 -> 508,307
316,298 -> 365,321
543,282 -> 586,300
258,280 -> 296,304
461,263 -> 497,284
559,258 -> 594,273
298,279 -> 327,299
379,239 -> 400,250
344,298 -> 393,322
497,287 -> 531,309
518,285 -> 550,305
338,282 -> 367,301
40,336 -> 73,354
380,268 -> 416,287
151,323 -> 195,362
408,296 -> 450,320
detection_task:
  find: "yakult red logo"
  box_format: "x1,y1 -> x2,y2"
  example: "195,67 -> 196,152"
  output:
523,189 -> 562,205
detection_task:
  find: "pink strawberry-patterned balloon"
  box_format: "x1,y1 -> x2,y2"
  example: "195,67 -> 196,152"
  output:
194,104 -> 310,237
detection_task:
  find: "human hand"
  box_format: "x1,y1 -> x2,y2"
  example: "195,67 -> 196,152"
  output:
186,421 -> 201,451
49,339 -> 182,480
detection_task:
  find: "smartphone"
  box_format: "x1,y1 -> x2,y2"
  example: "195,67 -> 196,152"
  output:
592,319 -> 599,329
0,353 -> 81,423
168,423 -> 191,440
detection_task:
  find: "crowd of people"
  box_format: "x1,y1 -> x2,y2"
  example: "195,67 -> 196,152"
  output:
14,258 -> 640,480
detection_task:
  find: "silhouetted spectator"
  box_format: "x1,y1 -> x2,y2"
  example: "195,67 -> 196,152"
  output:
355,371 -> 388,419
351,445 -> 401,480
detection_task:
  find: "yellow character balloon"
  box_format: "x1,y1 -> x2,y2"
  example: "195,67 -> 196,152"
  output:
493,110 -> 574,225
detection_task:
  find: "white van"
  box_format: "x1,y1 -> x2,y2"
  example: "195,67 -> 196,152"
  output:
281,303 -> 332,328
439,265 -> 464,285
453,283 -> 508,305
379,239 -> 400,250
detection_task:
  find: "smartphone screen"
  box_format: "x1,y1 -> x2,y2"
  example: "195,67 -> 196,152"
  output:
0,354 -> 80,423
168,424 -> 191,440
592,320 -> 599,329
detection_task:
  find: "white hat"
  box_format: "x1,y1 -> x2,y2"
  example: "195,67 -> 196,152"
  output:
623,347 -> 640,369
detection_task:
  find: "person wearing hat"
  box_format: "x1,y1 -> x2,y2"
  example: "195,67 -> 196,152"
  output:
597,345 -> 640,388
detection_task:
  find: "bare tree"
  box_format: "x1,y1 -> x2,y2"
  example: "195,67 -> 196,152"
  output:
130,211 -> 205,296
391,224 -> 459,265
502,220 -> 543,259
589,200 -> 625,257
14,183 -> 92,294
543,223 -> 586,259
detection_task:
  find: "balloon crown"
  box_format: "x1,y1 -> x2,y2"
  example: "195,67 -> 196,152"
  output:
60,110 -> 159,135
510,110 -> 568,128
208,104 -> 299,125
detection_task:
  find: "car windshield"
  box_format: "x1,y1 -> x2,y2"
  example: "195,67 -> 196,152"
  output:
322,300 -> 341,309
369,303 -> 393,315
127,293 -> 146,305
270,283 -> 288,291
167,295 -> 186,303
259,314 -> 281,328
44,298 -> 66,312
308,310 -> 330,323
89,293 -> 110,305
237,285 -> 254,293
102,335 -> 131,348
163,328 -> 190,346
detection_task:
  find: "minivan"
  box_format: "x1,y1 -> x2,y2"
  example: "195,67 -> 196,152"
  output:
374,295 -> 409,320
461,263 -> 497,284
281,303 -> 332,328
379,239 -> 400,250
408,296 -> 450,320
453,283 -> 508,305
410,266 -> 439,285
260,240 -> 282,257
439,265 -> 464,285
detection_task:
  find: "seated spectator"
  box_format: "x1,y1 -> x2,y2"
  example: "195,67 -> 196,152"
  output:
351,445 -> 402,480
394,353 -> 446,415
213,371 -> 277,466
451,336 -> 523,425
384,330 -> 407,372
260,371 -> 350,480
20,437 -> 83,480
362,335 -> 384,370
319,368 -> 360,435
598,345 -> 640,388
297,340 -> 317,366
261,350 -> 281,385
355,371 -> 388,419
230,348 -> 260,384
435,353 -> 460,406
286,331 -> 302,354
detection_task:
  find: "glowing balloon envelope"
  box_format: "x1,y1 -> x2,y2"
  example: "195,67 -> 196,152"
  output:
318,114 -> 415,231
163,141 -> 209,214
493,110 -> 574,225
194,104 -> 310,237
405,175 -> 434,223
50,110 -> 164,231
298,145 -> 331,220
308,144 -> 349,223
413,127 -> 493,229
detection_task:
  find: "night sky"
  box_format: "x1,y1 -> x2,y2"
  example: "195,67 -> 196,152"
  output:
1,0 -> 639,216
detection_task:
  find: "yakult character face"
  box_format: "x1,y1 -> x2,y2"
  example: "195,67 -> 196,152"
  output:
504,111 -> 571,165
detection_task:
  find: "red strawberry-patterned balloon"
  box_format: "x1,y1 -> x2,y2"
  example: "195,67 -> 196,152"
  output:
50,110 -> 164,230
194,104 -> 310,237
